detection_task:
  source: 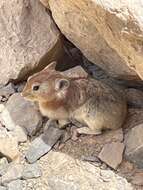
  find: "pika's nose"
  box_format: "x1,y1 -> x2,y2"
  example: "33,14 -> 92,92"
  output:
21,91 -> 29,97
20,92 -> 24,97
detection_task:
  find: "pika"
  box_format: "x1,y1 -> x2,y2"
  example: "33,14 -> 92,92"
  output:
22,61 -> 127,135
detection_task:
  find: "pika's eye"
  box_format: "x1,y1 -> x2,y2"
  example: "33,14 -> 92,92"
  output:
32,85 -> 40,91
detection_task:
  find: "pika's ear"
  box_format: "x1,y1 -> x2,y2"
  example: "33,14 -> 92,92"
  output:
44,61 -> 57,71
55,78 -> 70,91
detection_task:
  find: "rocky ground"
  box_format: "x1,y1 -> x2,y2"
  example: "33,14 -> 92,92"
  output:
0,71 -> 142,190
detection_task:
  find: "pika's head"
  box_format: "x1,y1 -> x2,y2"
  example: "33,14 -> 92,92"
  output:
21,62 -> 70,103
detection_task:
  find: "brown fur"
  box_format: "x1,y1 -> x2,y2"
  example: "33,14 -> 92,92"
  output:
22,62 -> 127,135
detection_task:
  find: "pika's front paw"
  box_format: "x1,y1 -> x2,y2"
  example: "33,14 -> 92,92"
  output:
58,119 -> 70,129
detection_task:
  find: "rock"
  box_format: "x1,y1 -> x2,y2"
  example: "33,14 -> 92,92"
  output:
0,186 -> 7,190
125,88 -> 143,108
40,0 -> 50,8
0,83 -> 15,99
0,105 -> 5,113
7,180 -> 23,190
63,66 -> 88,78
1,97 -> 7,103
0,105 -> 16,131
81,155 -> 100,163
0,93 -> 42,136
124,108 -> 143,130
100,169 -> 115,182
59,130 -> 71,144
0,0 -> 62,85
0,125 -> 9,138
15,82 -> 26,93
22,163 -> 42,179
26,136 -> 52,163
131,172 -> 143,186
97,128 -> 124,144
39,151 -> 133,190
10,126 -> 27,143
0,137 -> 20,161
0,158 -> 9,176
48,0 -> 143,79
1,164 -> 23,184
61,45 -> 83,70
100,163 -> 108,170
125,124 -> 143,168
119,160 -> 134,175
26,121 -> 64,163
0,97 -> 3,102
98,142 -> 125,169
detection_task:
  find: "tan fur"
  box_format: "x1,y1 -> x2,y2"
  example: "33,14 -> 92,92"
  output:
22,62 -> 127,135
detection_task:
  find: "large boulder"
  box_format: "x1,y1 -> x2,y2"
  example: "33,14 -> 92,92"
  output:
46,0 -> 143,79
0,0 -> 62,85
39,151 -> 133,190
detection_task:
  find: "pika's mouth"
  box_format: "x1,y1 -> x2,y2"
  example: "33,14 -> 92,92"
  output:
21,92 -> 35,101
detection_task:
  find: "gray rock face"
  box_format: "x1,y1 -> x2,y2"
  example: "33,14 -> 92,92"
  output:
0,0 -> 62,85
22,163 -> 42,179
125,124 -> 143,168
7,180 -> 23,190
26,121 -> 64,163
98,142 -> 125,169
0,93 -> 42,136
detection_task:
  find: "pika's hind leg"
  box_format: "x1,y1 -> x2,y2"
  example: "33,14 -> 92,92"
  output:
76,116 -> 104,135
76,127 -> 102,135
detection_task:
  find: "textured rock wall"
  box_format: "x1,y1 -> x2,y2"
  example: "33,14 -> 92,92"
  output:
0,0 -> 63,85
46,0 -> 143,79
